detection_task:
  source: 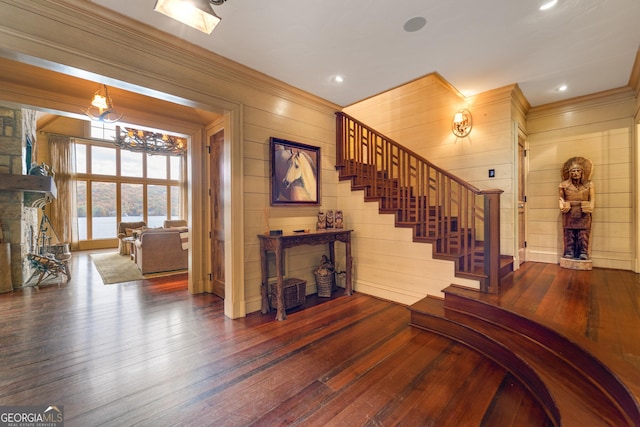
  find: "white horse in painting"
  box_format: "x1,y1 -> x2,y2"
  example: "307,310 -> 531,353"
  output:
282,149 -> 317,201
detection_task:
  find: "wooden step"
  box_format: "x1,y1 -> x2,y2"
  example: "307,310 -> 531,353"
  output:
408,290 -> 640,426
338,158 -> 510,291
409,296 -> 560,426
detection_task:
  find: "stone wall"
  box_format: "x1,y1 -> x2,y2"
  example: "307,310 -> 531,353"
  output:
0,106 -> 39,289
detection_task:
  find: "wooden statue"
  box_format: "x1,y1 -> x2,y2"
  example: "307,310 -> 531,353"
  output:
317,211 -> 326,230
326,210 -> 335,229
335,210 -> 344,229
559,157 -> 594,261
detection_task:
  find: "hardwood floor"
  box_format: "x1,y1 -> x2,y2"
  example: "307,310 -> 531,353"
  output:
3,252 -> 635,426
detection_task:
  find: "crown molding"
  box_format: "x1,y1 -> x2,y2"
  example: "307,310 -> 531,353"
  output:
0,0 -> 340,115
628,49 -> 640,96
528,86 -> 635,119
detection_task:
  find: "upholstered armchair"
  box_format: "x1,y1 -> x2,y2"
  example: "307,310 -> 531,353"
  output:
117,221 -> 147,255
163,219 -> 187,228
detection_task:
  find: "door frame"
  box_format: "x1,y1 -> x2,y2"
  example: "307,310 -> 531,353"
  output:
514,122 -> 529,268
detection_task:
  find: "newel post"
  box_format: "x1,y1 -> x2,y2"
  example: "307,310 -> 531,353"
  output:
335,112 -> 344,168
482,189 -> 503,294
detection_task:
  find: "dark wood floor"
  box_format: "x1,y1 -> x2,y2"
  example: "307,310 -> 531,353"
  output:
0,252 -> 636,426
472,262 -> 640,373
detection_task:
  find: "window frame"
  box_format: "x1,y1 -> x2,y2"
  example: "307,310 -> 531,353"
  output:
74,136 -> 185,243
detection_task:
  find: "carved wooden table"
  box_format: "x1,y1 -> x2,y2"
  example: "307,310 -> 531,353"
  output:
258,229 -> 353,321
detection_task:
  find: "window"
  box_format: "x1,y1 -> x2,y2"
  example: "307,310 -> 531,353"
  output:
91,182 -> 117,238
74,130 -> 184,242
90,121 -> 117,141
121,150 -> 143,178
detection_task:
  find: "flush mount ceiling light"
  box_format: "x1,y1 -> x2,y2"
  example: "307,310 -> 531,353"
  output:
539,0 -> 558,11
115,126 -> 187,156
154,0 -> 228,34
84,84 -> 123,123
452,109 -> 472,138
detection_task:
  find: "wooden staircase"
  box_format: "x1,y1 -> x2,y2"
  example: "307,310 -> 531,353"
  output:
409,286 -> 640,426
335,112 -> 511,293
335,112 -> 640,425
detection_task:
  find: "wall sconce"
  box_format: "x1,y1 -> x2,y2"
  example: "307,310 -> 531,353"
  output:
84,84 -> 123,123
452,108 -> 472,138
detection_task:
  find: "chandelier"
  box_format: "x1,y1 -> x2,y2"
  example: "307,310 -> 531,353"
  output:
115,127 -> 187,156
84,84 -> 123,123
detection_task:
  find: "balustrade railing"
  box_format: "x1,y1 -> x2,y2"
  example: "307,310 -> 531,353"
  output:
336,112 -> 503,293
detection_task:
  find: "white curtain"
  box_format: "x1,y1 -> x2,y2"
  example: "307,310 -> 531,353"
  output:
48,135 -> 79,250
180,153 -> 189,221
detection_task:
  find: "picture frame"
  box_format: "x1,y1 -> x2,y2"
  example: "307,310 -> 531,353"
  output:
270,137 -> 320,205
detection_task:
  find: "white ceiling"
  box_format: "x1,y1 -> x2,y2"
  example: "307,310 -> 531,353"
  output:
94,0 -> 640,107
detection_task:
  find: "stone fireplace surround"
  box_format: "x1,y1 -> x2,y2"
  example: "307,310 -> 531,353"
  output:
0,105 -> 56,291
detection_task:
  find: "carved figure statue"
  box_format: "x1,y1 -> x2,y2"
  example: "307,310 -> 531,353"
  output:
335,210 -> 344,229
326,210 -> 335,229
559,157 -> 595,260
317,211 -> 326,230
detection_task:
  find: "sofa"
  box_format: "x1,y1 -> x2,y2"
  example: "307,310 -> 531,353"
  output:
134,227 -> 188,274
164,219 -> 187,228
117,221 -> 147,255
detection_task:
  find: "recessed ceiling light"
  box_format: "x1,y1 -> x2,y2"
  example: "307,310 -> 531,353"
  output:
556,84 -> 568,92
539,0 -> 558,11
403,17 -> 427,33
332,75 -> 344,83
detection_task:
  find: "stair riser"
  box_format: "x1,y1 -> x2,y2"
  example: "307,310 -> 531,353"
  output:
409,311 -> 560,426
442,291 -> 640,425
339,155 -> 511,288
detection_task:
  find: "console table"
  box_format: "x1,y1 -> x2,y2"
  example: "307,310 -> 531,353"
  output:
258,229 -> 353,321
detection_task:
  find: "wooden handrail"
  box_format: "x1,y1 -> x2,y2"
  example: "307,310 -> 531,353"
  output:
336,112 -> 504,292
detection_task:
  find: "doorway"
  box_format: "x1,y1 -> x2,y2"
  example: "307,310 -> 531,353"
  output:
209,129 -> 225,298
517,132 -> 528,265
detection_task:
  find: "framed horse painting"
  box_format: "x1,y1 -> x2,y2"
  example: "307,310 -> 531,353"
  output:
270,137 -> 320,205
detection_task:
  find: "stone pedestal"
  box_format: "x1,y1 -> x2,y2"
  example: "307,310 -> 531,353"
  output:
0,243 -> 13,292
559,257 -> 592,270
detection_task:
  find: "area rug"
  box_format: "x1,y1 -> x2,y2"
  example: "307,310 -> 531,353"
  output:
90,252 -> 187,284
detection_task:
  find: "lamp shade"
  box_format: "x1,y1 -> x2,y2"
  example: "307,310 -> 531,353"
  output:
84,84 -> 123,123
452,109 -> 472,138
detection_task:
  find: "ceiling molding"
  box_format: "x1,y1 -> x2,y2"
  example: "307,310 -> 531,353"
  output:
628,49 -> 640,94
0,57 -> 220,132
0,0 -> 340,115
527,86 -> 636,119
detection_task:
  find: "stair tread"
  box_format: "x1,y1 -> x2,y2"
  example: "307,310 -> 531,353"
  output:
409,296 -> 634,426
338,155 -> 512,292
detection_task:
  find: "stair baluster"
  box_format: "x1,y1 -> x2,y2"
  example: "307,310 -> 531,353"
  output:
336,111 -> 509,293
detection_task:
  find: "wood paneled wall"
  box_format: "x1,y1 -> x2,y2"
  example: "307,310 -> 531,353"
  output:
242,104 -> 339,313
336,180 -> 481,304
527,88 -> 637,270
0,0 -> 339,318
2,0 -> 638,317
341,74 -> 519,302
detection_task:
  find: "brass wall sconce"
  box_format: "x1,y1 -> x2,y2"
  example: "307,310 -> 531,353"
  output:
452,108 -> 472,138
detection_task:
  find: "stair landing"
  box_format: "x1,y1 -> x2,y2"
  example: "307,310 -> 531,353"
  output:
408,262 -> 640,426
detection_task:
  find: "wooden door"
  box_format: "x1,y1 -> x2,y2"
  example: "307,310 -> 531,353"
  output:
518,134 -> 527,265
210,130 -> 225,298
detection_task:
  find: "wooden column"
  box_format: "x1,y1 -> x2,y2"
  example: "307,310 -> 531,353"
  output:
0,243 -> 13,292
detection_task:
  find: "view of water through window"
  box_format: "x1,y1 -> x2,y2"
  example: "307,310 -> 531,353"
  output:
76,122 -> 183,242
77,216 -> 173,240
